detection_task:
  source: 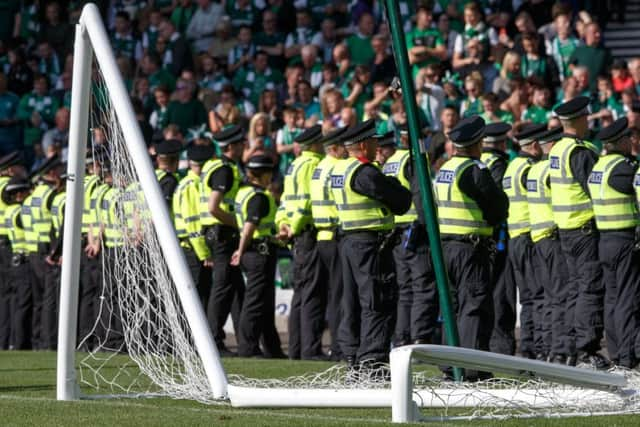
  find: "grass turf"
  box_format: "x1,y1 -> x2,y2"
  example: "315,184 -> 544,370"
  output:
0,351 -> 638,426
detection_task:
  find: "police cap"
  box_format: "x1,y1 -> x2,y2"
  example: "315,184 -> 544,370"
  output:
245,154 -> 274,170
342,119 -> 377,146
514,123 -> 547,146
0,151 -> 22,170
596,117 -> 630,144
213,125 -> 244,147
553,96 -> 590,120
537,126 -> 564,145
319,126 -> 348,147
373,131 -> 396,147
4,176 -> 31,193
187,144 -> 215,163
483,122 -> 511,143
448,115 -> 485,147
294,125 -> 323,145
32,154 -> 62,179
155,139 -> 183,156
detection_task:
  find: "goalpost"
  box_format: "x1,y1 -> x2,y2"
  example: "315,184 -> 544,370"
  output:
57,3 -> 639,422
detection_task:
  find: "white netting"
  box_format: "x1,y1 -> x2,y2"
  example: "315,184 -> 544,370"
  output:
76,59 -> 215,403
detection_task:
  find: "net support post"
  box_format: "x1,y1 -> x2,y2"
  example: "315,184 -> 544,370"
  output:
78,3 -> 228,399
57,21 -> 92,401
390,346 -> 420,423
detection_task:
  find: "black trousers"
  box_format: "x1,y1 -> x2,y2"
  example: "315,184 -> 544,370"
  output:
489,242 -> 517,355
28,251 -> 49,350
392,227 -> 437,344
289,229 -> 326,359
205,226 -> 244,349
317,239 -> 342,358
508,234 -> 538,357
338,232 -> 396,363
559,225 -> 604,355
10,258 -> 32,350
0,242 -> 12,349
600,230 -> 640,368
41,262 -> 60,350
238,246 -> 282,357
79,249 -> 101,349
98,247 -> 125,350
442,239 -> 493,353
532,236 -> 569,357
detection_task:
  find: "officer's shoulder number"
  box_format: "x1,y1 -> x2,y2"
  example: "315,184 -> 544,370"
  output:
330,174 -> 344,188
588,171 -> 603,184
311,168 -> 322,180
549,156 -> 560,170
436,170 -> 455,184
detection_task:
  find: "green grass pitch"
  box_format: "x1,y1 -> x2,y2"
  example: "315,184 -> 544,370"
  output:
0,351 -> 638,426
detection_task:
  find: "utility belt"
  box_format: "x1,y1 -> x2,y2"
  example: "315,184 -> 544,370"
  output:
397,222 -> 427,252
11,253 -> 27,267
249,238 -> 275,256
559,219 -> 597,236
203,224 -> 238,245
442,233 -> 494,248
343,229 -> 401,253
37,242 -> 51,256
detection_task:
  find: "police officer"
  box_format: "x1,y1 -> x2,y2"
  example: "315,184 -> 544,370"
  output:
434,116 -> 508,380
200,125 -> 244,356
277,125 -> 326,360
480,123 -> 516,356
22,155 -> 62,350
3,176 -> 32,349
173,144 -> 214,302
587,117 -> 640,368
380,130 -> 438,346
0,152 -> 26,349
42,168 -> 67,350
154,139 -> 182,207
550,96 -> 608,368
504,124 -> 544,360
310,126 -> 348,360
330,120 -> 412,367
231,155 -> 284,358
527,126 -> 571,364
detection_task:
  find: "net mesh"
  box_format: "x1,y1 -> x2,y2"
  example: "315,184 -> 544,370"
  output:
73,34 -> 640,422
77,59 -> 215,403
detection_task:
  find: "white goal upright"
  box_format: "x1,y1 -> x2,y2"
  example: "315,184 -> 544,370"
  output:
57,4 -> 639,422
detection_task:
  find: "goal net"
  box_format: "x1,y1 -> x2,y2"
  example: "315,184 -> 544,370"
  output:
58,3 -> 640,422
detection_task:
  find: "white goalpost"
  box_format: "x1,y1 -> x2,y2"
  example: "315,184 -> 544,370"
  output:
57,3 -> 640,422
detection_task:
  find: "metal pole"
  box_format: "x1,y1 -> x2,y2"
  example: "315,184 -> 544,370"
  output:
383,0 -> 461,380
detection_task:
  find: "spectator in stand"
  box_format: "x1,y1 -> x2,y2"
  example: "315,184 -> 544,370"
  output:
225,0 -> 258,32
342,65 -> 372,121
278,63 -> 303,106
407,6 -> 446,78
300,44 -> 323,89
299,0 -> 348,28
510,11 -> 546,57
340,106 -> 357,128
592,76 -> 624,120
142,9 -> 163,55
437,13 -> 459,62
40,1 -> 72,59
244,112 -> 276,163
455,37 -> 498,93
199,54 -> 229,93
452,2 -> 497,71
41,107 -> 69,160
344,11 -> 375,66
6,47 -> 33,97
311,18 -> 339,64
363,81 -> 392,134
276,106 -> 302,177
258,89 -> 282,129
332,43 -> 353,85
227,25 -> 256,76
429,105 -> 460,171
370,35 -> 396,85
549,4 -> 581,81
318,62 -> 340,96
267,0 -> 297,35
572,65 -> 592,97
294,79 -> 320,126
285,8 -> 316,63
142,53 -> 176,93
460,72 -> 484,118
36,41 -> 61,89
233,50 -> 284,108
569,21 -> 611,92
208,18 -> 237,66
611,60 -> 634,94
164,79 -> 207,135
481,92 -> 514,125
0,72 -> 21,156
416,64 -> 445,131
320,88 -> 345,129
131,77 -> 154,118
500,77 -> 529,125
254,10 -> 286,70
522,83 -> 552,124
158,18 -> 194,77
628,58 -> 640,94
111,11 -> 142,64
150,85 -> 171,131
209,86 -> 253,133
52,71 -> 71,108
186,0 -> 224,54
520,32 -> 559,89
18,74 -> 59,160
493,51 -> 521,101
171,0 -> 197,34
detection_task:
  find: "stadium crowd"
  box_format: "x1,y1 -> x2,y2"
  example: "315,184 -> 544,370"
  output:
1,0 -> 640,378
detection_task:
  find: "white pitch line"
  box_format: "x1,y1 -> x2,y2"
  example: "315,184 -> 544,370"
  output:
0,394 -> 395,425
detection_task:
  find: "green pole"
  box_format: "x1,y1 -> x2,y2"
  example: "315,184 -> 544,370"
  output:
383,0 -> 462,380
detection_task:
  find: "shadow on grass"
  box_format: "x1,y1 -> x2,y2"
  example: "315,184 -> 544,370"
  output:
0,384 -> 55,392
